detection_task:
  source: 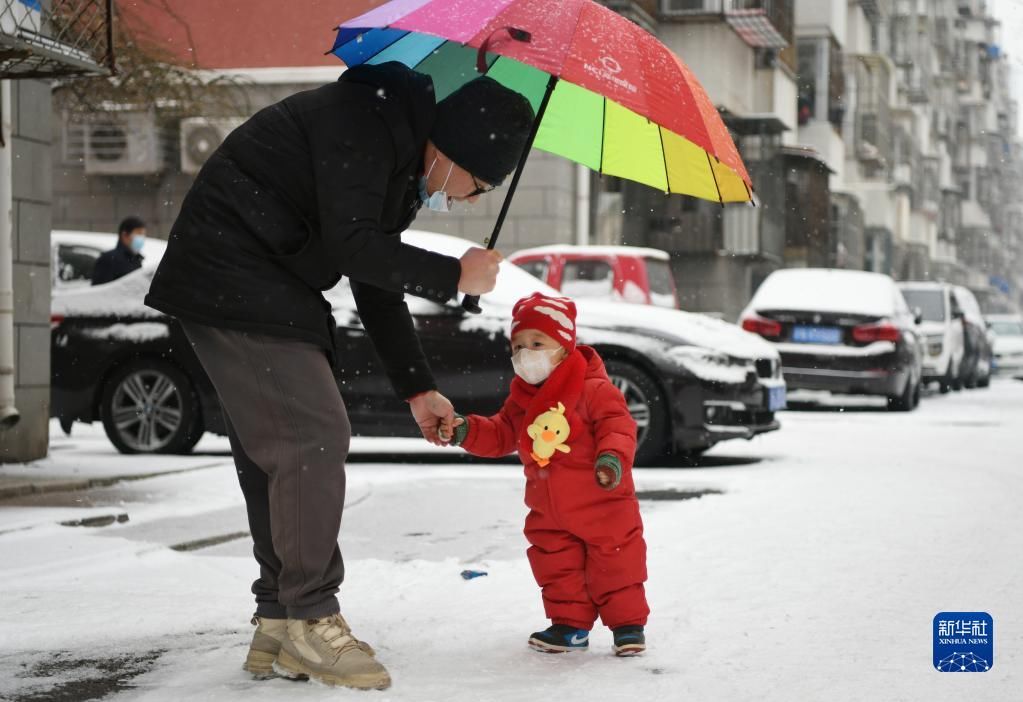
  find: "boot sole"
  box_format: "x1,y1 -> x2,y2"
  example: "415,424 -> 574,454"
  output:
242,649 -> 279,679
273,649 -> 391,690
528,638 -> 588,654
614,644 -> 646,657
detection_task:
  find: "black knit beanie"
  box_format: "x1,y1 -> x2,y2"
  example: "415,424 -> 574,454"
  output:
430,76 -> 536,186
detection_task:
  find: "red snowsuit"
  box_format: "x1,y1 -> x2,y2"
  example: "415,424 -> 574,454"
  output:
459,345 -> 649,630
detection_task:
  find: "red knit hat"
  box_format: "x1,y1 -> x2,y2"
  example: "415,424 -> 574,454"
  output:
510,293 -> 577,352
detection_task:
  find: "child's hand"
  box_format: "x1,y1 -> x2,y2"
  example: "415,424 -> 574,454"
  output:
595,453 -> 622,490
439,416 -> 466,444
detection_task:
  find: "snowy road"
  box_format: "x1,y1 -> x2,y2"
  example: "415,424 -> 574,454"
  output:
1,381 -> 1021,701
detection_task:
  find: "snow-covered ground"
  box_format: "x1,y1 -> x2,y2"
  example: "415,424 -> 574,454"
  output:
1,381 -> 1021,701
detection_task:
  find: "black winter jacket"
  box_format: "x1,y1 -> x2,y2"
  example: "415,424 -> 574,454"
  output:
91,242 -> 143,286
145,63 -> 462,398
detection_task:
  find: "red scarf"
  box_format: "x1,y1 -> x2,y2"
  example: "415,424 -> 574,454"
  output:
510,349 -> 587,468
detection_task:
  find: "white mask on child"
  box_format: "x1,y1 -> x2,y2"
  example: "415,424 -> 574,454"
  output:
512,348 -> 562,385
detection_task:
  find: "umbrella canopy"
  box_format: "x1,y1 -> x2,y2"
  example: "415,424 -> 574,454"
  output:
331,0 -> 752,204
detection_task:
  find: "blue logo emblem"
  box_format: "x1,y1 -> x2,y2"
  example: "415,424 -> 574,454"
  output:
934,612 -> 993,672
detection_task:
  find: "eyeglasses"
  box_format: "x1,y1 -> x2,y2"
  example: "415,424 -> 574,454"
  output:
467,174 -> 497,198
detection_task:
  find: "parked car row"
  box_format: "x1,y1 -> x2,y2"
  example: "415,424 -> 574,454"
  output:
51,231 -> 785,463
987,314 -> 1023,378
735,270 -> 999,410
52,232 -> 1017,457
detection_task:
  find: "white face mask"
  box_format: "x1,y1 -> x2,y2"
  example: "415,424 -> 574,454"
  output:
419,158 -> 454,213
511,348 -> 562,385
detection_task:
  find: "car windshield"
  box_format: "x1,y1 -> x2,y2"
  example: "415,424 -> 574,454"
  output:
990,321 -> 1023,336
561,259 -> 614,299
646,258 -> 677,309
900,289 -> 946,322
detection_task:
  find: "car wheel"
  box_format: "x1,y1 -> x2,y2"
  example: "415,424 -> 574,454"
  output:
604,360 -> 669,467
977,361 -> 991,388
100,360 -> 202,454
887,376 -> 918,412
939,361 -> 953,394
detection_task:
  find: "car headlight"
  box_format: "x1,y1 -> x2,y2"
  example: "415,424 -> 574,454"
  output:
927,335 -> 943,356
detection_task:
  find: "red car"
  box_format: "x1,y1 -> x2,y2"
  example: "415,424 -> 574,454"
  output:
509,245 -> 680,309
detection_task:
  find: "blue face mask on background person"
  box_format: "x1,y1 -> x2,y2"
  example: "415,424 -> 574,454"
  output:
419,158 -> 454,213
130,234 -> 145,252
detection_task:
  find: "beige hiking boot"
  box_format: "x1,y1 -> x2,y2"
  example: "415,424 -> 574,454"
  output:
243,614 -> 377,680
243,616 -> 287,679
273,613 -> 391,690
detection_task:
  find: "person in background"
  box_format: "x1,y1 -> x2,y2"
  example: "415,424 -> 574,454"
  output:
90,216 -> 147,286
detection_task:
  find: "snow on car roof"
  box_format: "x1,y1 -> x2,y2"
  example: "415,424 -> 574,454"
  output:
750,268 -> 898,317
52,269 -> 162,318
575,299 -> 777,359
898,281 -> 949,291
508,244 -> 670,260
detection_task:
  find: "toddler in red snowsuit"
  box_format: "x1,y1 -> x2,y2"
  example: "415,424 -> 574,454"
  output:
448,292 -> 649,656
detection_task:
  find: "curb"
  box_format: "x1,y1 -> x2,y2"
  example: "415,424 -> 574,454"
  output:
0,461 -> 226,501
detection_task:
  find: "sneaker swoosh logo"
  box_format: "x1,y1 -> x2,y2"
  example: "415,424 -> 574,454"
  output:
569,633 -> 588,645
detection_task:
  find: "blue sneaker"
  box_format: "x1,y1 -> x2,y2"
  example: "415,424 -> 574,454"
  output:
612,625 -> 645,656
528,624 -> 590,653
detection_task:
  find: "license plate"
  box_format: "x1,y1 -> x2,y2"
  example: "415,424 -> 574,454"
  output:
767,385 -> 787,411
791,325 -> 842,344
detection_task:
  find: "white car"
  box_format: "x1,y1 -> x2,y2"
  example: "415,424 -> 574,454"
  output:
51,230 -> 166,291
987,314 -> 1023,378
899,282 -> 966,393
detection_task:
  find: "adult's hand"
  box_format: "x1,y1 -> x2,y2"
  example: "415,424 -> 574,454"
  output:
408,390 -> 456,446
458,248 -> 502,295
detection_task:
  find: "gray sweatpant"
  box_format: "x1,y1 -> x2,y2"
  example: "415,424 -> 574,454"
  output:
182,321 -> 349,620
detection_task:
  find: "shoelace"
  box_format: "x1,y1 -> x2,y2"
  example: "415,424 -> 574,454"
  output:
311,615 -> 364,662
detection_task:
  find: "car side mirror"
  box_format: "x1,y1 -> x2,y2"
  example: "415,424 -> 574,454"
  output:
952,309 -> 964,320
912,307 -> 923,326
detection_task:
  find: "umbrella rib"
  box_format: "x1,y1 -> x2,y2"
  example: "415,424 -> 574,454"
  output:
599,96 -> 606,175
657,125 -> 670,194
706,152 -> 724,208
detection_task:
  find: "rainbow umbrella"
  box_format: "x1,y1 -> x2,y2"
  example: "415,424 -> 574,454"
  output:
331,0 -> 753,311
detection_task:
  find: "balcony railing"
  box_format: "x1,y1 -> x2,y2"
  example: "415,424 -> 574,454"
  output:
1,0 -> 114,79
660,0 -> 793,43
853,55 -> 893,171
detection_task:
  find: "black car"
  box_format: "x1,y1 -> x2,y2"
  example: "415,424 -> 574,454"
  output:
739,268 -> 924,411
51,231 -> 785,464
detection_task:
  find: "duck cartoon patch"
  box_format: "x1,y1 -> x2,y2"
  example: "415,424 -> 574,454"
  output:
526,401 -> 571,467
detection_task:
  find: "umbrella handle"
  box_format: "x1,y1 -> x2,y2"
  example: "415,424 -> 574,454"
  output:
459,74 -> 559,315
476,27 -> 532,73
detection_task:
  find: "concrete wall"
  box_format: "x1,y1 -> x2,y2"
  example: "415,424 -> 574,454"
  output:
754,66 -> 799,144
1,80 -> 52,462
660,23 -> 755,116
795,0 -> 847,46
672,254 -> 779,322
413,150 -> 578,253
